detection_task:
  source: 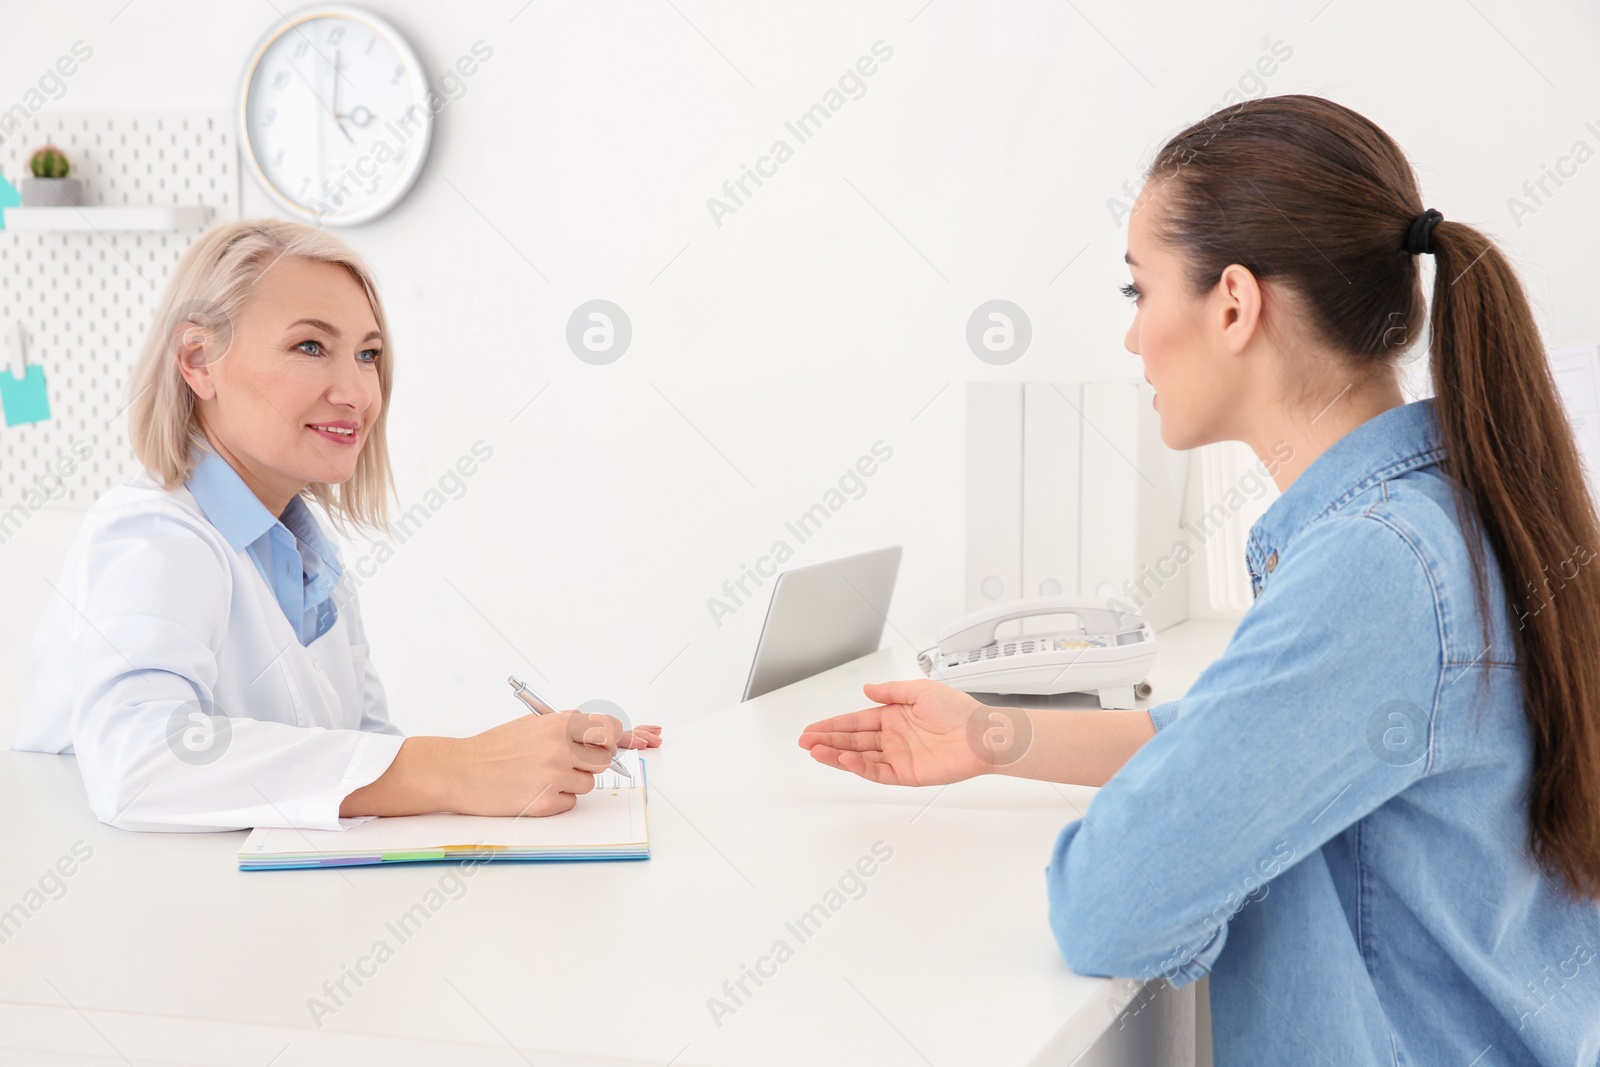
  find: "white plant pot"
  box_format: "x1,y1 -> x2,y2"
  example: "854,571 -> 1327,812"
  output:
21,178 -> 83,207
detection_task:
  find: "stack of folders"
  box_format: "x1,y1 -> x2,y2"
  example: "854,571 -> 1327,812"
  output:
238,752 -> 648,871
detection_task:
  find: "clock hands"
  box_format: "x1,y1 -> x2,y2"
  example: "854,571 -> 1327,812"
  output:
332,51 -> 355,144
330,50 -> 377,142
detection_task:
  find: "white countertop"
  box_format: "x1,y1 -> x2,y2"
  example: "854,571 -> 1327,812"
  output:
0,620 -> 1235,1066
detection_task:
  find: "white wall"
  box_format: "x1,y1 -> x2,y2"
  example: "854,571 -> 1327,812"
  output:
3,0 -> 1598,739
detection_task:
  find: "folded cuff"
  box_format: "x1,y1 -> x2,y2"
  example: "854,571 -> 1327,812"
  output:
314,730 -> 407,831
1147,699 -> 1182,732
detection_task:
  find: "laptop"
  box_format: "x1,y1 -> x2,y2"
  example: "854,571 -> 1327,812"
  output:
741,546 -> 903,701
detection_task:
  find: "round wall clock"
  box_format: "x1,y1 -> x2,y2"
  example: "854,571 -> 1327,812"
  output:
240,6 -> 433,226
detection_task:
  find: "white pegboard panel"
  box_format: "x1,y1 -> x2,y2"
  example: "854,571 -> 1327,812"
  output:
0,111 -> 238,509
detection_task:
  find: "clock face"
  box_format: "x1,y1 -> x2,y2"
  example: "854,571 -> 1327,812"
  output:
241,8 -> 432,226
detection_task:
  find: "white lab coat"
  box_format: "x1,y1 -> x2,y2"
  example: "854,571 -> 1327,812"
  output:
13,473 -> 405,832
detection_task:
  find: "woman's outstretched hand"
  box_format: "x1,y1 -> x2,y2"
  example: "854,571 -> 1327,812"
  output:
799,679 -> 1017,787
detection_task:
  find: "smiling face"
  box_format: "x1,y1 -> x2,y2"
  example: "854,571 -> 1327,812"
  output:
177,255 -> 384,515
1122,186 -> 1267,452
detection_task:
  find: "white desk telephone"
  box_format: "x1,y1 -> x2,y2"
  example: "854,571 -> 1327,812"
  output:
917,597 -> 1157,709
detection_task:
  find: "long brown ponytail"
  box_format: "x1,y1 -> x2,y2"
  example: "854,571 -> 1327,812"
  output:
1146,94 -> 1600,900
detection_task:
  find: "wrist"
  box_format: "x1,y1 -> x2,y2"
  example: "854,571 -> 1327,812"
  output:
398,735 -> 462,814
430,735 -> 469,812
1002,706 -> 1040,779
968,701 -> 1035,778
995,708 -> 1156,786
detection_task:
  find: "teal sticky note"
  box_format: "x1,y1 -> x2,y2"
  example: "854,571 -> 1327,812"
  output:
0,171 -> 19,231
1,364 -> 51,426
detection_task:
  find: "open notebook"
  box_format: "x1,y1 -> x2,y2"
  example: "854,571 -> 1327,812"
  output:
239,752 -> 649,871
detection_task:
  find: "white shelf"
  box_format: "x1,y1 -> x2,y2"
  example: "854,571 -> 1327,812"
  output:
2,205 -> 211,232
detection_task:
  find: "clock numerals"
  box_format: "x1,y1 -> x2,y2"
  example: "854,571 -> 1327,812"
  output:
326,25 -> 345,45
392,64 -> 404,85
272,147 -> 285,167
272,68 -> 290,90
262,106 -> 277,128
292,37 -> 310,61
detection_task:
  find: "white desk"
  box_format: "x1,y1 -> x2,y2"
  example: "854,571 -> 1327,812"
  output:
0,620 -> 1235,1066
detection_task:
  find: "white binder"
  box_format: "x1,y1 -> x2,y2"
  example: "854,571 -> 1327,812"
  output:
965,379 -> 1189,633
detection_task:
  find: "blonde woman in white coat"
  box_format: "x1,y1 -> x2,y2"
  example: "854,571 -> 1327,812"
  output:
15,219 -> 659,832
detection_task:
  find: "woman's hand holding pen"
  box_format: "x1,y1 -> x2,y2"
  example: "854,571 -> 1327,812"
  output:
448,710 -> 662,817
341,710 -> 663,819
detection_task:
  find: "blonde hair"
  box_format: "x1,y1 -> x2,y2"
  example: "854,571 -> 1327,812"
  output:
128,218 -> 395,530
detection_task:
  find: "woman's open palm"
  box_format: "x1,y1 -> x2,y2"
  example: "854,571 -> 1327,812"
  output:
798,679 -> 993,787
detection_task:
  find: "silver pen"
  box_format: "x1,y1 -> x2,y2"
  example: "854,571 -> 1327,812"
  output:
507,676 -> 632,781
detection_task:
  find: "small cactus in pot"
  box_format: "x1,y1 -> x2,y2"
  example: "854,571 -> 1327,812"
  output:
21,145 -> 83,206
29,146 -> 71,179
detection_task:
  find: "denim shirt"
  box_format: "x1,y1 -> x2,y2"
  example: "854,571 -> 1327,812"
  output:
1046,399 -> 1600,1066
185,445 -> 344,646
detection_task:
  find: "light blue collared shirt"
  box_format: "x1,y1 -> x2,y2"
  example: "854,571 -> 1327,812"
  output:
184,446 -> 344,646
1047,399 -> 1600,1065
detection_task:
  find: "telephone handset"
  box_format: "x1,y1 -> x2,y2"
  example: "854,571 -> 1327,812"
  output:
917,596 -> 1157,710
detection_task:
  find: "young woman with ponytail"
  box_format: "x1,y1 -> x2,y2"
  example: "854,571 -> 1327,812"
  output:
800,95 -> 1600,1063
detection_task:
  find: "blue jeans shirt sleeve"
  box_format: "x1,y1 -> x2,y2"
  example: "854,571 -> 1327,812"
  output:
1147,699 -> 1182,732
1046,512 -> 1444,986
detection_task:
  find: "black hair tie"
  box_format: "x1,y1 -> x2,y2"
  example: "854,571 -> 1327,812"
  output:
1405,209 -> 1443,255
